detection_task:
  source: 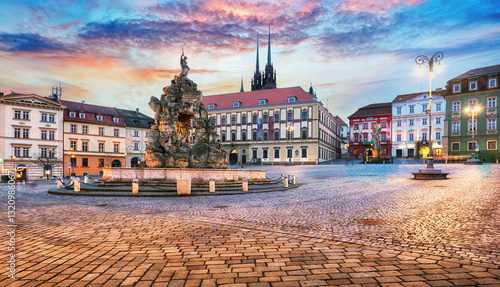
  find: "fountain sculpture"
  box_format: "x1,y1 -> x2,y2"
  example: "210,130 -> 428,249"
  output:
143,52 -> 227,169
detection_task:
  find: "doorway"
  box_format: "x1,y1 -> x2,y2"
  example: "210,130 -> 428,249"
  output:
229,150 -> 238,165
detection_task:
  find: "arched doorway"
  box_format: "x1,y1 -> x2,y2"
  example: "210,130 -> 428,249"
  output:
131,157 -> 140,167
229,150 -> 238,165
111,159 -> 122,167
16,164 -> 27,180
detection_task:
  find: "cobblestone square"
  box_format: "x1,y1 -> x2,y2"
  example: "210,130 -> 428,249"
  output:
1,164 -> 499,286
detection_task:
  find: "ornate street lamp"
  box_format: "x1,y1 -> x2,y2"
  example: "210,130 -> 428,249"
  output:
415,52 -> 443,169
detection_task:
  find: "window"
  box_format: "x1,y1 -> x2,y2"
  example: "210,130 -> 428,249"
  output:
363,134 -> 368,142
452,101 -> 460,112
396,134 -> 401,141
208,104 -> 216,110
409,106 -> 414,114
252,149 -> 257,159
70,141 -> 77,151
354,124 -> 359,130
302,111 -> 308,120
82,158 -> 88,167
259,99 -> 267,105
242,131 -> 247,141
371,123 -> 376,128
134,142 -> 139,150
113,118 -> 119,123
49,131 -> 55,140
301,129 -> 307,139
422,104 -> 428,113
231,117 -> 236,125
469,81 -> 477,91
287,111 -> 293,121
453,83 -> 461,93
114,129 -> 119,137
274,148 -> 280,159
397,121 -> 401,127
48,149 -> 55,158
23,111 -> 29,120
488,119 -> 497,130
288,96 -> 296,103
301,148 -> 307,158
49,114 -> 55,122
97,115 -> 103,121
82,126 -> 88,134
287,130 -> 293,140
14,147 -> 21,157
263,131 -> 268,140
242,115 -> 247,124
71,124 -> 77,133
233,101 -> 241,107
231,132 -> 236,142
274,112 -> 280,122
468,120 -> 477,131
82,142 -> 88,151
436,132 -> 441,140
381,134 -> 386,142
221,133 -> 226,142
14,128 -> 20,138
422,132 -> 427,140
263,149 -> 268,159
23,129 -> 29,139
41,130 -> 47,140
489,78 -> 497,88
98,143 -> 104,152
221,117 -> 226,126
396,107 -> 401,115
22,147 -> 29,157
14,110 -> 21,119
274,131 -> 279,140
252,115 -> 258,124
69,112 -> 76,118
263,114 -> 268,123
451,142 -> 460,151
487,140 -> 497,150
381,122 -> 386,128
70,157 -> 76,167
252,131 -> 258,141
363,123 -> 368,129
99,127 -> 104,135
41,113 -> 48,121
468,141 -> 475,151
422,119 -> 427,125
488,97 -> 497,108
409,119 -> 414,126
134,130 -> 139,137
409,133 -> 414,141
452,122 -> 460,132
468,99 -> 477,107
79,113 -> 85,119
98,159 -> 104,167
354,134 -> 359,142
40,148 -> 47,158
436,103 -> 441,111
436,117 -> 441,124
287,148 -> 292,158
114,144 -> 119,153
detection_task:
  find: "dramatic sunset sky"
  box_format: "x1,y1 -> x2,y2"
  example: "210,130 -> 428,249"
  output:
1,0 -> 500,120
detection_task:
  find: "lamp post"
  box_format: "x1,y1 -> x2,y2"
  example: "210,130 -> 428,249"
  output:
286,125 -> 294,164
71,154 -> 75,176
415,51 -> 443,169
464,105 -> 481,160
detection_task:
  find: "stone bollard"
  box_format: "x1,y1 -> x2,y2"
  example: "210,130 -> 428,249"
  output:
74,177 -> 80,192
291,175 -> 296,185
84,175 -> 89,183
242,177 -> 248,192
177,179 -> 191,195
132,178 -> 139,194
283,175 -> 288,188
57,177 -> 64,189
209,179 -> 215,193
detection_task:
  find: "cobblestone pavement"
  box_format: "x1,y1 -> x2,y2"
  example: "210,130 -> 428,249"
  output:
1,164 -> 499,286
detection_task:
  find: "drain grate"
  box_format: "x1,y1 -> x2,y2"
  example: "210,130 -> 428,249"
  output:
358,220 -> 384,225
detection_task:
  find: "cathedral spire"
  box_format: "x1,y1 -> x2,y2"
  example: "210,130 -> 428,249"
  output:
267,27 -> 271,66
240,75 -> 244,92
256,38 -> 260,74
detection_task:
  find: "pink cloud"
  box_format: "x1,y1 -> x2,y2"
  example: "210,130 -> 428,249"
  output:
340,0 -> 427,12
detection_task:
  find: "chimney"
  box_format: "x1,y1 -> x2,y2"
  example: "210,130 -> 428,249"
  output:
136,108 -> 139,113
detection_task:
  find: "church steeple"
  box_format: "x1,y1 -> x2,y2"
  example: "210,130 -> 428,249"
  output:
251,38 -> 262,91
267,27 -> 272,67
256,38 -> 260,73
251,28 -> 276,91
240,75 -> 244,92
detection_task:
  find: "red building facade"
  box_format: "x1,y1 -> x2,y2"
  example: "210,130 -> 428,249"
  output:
348,103 -> 392,159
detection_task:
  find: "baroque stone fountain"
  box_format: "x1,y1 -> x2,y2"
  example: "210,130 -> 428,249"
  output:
144,52 -> 227,169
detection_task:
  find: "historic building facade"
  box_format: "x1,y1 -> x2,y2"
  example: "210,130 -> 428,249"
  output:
391,90 -> 445,158
443,64 -> 499,162
348,103 -> 392,159
0,92 -> 65,180
335,116 -> 349,157
61,100 -> 126,176
201,86 -> 342,165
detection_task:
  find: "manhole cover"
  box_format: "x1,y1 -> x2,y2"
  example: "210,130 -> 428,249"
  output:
213,205 -> 228,209
358,220 -> 384,225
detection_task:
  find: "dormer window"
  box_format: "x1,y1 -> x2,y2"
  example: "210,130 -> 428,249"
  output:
96,115 -> 103,121
288,96 -> 297,103
233,101 -> 241,108
208,103 -> 216,110
69,112 -> 76,117
79,113 -> 85,119
453,83 -> 461,93
113,117 -> 119,123
259,99 -> 267,105
488,78 -> 497,88
469,80 -> 478,91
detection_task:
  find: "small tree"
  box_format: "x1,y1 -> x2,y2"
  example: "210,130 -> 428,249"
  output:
32,152 -> 63,180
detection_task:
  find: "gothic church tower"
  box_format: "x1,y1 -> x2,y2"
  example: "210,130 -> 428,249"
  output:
251,28 -> 277,91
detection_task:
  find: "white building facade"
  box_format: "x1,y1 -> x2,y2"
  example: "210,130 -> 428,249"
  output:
391,90 -> 446,158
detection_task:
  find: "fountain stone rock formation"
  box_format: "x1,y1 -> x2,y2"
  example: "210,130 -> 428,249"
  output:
143,52 -> 227,169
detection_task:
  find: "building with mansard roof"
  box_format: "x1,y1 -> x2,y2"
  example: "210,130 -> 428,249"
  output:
115,108 -> 154,167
